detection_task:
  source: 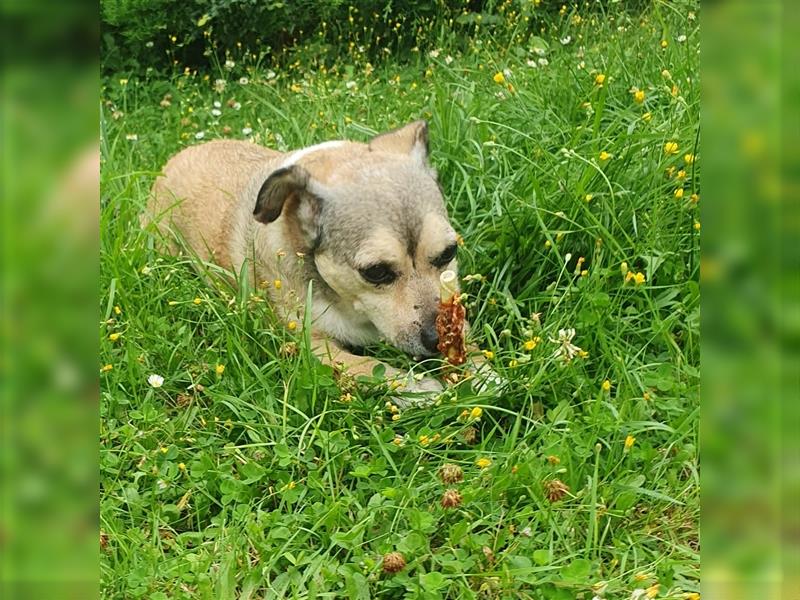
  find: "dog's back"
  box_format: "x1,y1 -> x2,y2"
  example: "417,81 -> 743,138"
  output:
143,140 -> 282,269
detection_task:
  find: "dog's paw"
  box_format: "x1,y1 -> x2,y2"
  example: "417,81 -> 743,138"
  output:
390,375 -> 443,408
471,362 -> 508,393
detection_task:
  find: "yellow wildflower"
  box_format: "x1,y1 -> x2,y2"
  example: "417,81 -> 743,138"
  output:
215,364 -> 225,375
178,462 -> 186,471
633,272 -> 646,285
625,435 -> 636,450
523,337 -> 541,352
273,279 -> 282,290
633,89 -> 645,103
509,359 -> 519,368
602,379 -> 611,392
684,153 -> 695,165
683,594 -> 700,600
594,73 -> 606,86
690,193 -> 700,203
599,151 -> 612,162
694,221 -> 701,231
114,305 -> 122,315
544,240 -> 552,248
108,332 -> 121,341
476,457 -> 492,469
287,320 -> 298,331
674,188 -> 684,199
677,169 -> 687,180
419,435 -> 430,446
646,583 -> 660,598
493,72 -> 505,84
642,112 -> 652,122
482,349 -> 494,360
584,193 -> 593,202
470,406 -> 483,420
392,414 -> 401,421
100,364 -> 113,373
193,297 -> 202,305
620,261 -> 629,275
660,39 -> 668,48
664,141 -> 679,155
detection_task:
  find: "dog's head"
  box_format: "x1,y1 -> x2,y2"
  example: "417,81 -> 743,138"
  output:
253,121 -> 459,357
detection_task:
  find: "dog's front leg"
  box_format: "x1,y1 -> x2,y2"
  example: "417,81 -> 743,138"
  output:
309,331 -> 442,405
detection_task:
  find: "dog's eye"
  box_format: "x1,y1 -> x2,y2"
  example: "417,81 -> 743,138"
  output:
432,243 -> 457,268
359,263 -> 397,285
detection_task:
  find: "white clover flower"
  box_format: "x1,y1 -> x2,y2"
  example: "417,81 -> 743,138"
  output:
538,58 -> 549,67
345,80 -> 357,89
125,133 -> 138,141
195,131 -> 205,140
265,70 -> 276,80
148,374 -> 164,388
232,102 -> 241,110
550,328 -> 584,363
214,79 -> 226,92
213,100 -> 221,108
239,77 -> 249,85
560,36 -> 571,45
526,59 -> 538,68
677,34 -> 687,43
445,55 -> 454,65
242,127 -> 253,136
224,59 -> 235,70
211,108 -> 221,117
145,41 -> 154,48
428,49 -> 440,58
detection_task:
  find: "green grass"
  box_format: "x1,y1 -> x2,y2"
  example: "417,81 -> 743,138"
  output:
100,3 -> 700,598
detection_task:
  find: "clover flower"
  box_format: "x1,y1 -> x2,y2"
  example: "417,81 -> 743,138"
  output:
441,489 -> 462,508
550,328 -> 584,363
382,552 -> 406,573
438,463 -> 464,484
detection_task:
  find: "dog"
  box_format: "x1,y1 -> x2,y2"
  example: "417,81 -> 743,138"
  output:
143,121 -> 459,398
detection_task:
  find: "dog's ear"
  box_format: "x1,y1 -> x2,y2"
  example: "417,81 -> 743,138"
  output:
369,120 -> 430,165
254,165 -> 322,247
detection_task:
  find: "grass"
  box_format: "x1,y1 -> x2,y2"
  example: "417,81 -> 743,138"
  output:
100,3 -> 700,598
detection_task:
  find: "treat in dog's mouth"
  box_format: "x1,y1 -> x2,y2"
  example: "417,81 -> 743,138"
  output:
436,270 -> 467,366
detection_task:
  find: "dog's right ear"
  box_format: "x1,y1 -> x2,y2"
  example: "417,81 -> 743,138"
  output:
253,165 -> 311,224
254,165 -> 323,247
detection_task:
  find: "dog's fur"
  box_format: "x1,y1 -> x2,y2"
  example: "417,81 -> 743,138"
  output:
143,121 -> 459,393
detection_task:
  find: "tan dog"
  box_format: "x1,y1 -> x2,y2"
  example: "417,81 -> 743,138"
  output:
143,121 -> 459,397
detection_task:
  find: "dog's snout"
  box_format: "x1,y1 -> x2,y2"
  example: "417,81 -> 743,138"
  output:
421,314 -> 439,354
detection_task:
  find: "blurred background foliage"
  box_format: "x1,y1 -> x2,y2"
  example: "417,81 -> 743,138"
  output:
100,0 -> 651,75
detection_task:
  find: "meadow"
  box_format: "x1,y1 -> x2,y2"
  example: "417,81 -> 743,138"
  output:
100,2 -> 700,598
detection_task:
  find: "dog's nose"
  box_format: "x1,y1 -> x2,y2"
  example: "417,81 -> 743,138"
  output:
421,323 -> 439,354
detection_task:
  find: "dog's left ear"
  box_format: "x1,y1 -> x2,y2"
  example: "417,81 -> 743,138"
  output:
369,120 -> 430,166
254,165 -> 322,248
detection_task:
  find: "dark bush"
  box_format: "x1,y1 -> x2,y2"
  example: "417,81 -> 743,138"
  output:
101,0 -> 473,75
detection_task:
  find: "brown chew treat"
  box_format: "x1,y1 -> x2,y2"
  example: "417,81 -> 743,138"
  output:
436,270 -> 467,366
